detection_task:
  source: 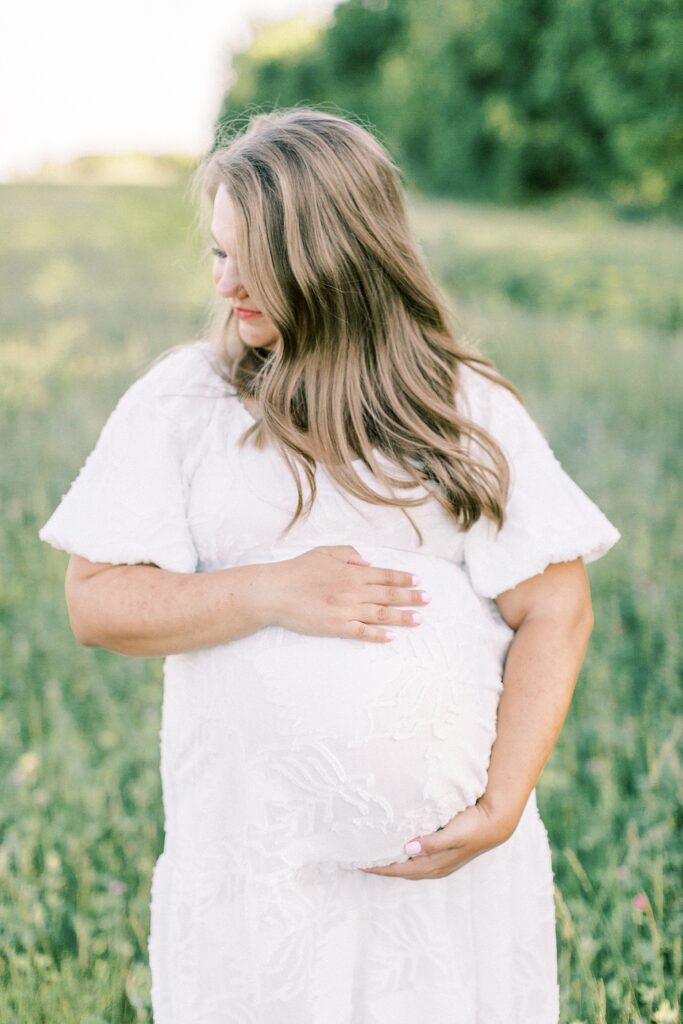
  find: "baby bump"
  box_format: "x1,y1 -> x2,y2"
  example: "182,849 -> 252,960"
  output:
161,548 -> 514,871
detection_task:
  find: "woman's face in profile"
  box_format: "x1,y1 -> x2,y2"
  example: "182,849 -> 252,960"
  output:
211,184 -> 280,351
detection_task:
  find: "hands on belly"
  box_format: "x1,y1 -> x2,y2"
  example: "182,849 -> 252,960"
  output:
357,799 -> 516,880
263,544 -> 432,642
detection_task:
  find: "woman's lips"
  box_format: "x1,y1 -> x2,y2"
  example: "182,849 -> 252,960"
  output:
234,307 -> 263,320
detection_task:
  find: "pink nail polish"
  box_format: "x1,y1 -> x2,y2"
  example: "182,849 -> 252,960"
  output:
411,575 -> 422,585
405,840 -> 422,855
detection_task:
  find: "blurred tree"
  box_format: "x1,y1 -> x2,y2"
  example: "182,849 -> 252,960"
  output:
215,0 -> 683,214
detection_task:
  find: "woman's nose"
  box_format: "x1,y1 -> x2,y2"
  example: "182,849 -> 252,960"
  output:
215,263 -> 247,300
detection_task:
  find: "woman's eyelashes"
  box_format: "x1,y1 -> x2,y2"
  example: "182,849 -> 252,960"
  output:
211,246 -> 227,259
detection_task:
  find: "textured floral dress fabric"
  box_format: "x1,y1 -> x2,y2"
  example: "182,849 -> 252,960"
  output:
39,340 -> 621,1023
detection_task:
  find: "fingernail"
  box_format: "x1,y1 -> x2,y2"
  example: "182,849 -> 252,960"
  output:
411,575 -> 422,585
410,612 -> 422,625
384,630 -> 396,641
421,592 -> 432,603
405,840 -> 422,855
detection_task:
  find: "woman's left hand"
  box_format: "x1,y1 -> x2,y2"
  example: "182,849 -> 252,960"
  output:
356,799 -> 518,880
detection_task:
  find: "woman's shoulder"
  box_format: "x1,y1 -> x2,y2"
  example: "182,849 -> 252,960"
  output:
455,360 -> 520,424
120,339 -> 229,456
132,338 -> 226,399
455,359 -> 546,460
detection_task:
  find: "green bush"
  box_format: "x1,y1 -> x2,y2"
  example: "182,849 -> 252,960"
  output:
217,0 -> 683,216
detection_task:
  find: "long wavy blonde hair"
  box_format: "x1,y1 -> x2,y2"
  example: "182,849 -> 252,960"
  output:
190,107 -> 523,543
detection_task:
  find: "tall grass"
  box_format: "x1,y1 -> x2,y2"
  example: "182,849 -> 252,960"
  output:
1,176 -> 680,1023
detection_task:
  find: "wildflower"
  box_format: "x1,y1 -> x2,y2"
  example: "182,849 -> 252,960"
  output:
653,1000 -> 678,1023
9,751 -> 40,786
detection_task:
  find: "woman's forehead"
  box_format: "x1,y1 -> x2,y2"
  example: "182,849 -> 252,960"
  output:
211,185 -> 236,244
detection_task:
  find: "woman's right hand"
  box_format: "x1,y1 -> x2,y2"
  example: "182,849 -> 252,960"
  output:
262,545 -> 432,643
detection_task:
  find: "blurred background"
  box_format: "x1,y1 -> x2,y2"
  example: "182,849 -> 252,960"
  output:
1,1 -> 681,1021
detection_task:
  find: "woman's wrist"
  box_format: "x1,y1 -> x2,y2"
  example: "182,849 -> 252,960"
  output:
476,788 -> 527,841
246,560 -> 287,629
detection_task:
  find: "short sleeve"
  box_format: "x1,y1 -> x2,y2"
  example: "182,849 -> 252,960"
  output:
458,364 -> 621,599
38,346 -> 205,574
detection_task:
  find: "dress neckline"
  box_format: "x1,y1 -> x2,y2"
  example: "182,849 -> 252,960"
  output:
232,397 -> 433,496
234,396 -> 259,424
232,394 -> 377,471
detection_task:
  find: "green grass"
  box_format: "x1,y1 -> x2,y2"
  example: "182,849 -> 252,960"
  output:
1,176 -> 681,1023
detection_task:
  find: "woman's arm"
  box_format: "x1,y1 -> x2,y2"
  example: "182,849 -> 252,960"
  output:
65,545 -> 427,657
478,556 -> 594,833
65,555 -> 274,657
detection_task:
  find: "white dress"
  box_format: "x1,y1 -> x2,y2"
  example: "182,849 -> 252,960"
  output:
38,339 -> 621,1024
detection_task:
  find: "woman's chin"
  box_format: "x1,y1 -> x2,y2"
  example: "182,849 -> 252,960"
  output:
238,324 -> 279,350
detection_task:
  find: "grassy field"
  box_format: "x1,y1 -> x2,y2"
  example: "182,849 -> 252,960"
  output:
1,172 -> 681,1023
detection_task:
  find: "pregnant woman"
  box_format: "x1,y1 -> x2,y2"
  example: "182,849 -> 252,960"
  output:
39,109 -> 620,1022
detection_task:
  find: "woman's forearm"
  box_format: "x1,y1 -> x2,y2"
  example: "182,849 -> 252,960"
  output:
68,562 -> 275,657
480,607 -> 594,833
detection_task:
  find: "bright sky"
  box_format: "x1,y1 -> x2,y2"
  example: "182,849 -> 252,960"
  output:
0,0 -> 338,182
